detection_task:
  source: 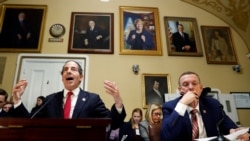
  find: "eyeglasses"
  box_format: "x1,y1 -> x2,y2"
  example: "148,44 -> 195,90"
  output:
152,112 -> 162,116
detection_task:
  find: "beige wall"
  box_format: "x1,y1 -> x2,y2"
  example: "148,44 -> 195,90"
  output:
0,0 -> 249,126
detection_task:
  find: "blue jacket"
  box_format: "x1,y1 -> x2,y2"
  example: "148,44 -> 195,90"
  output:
160,96 -> 237,141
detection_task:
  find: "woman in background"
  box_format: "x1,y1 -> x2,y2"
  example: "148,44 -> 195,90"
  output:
109,108 -> 143,141
30,96 -> 45,117
139,104 -> 162,141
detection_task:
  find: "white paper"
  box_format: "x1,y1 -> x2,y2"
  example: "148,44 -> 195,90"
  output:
195,127 -> 249,141
224,128 -> 249,140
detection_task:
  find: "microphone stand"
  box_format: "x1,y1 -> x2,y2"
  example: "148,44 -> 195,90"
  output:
30,93 -> 56,119
210,104 -> 229,141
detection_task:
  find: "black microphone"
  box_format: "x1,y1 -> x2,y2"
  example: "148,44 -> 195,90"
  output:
30,93 -> 57,119
210,104 -> 229,141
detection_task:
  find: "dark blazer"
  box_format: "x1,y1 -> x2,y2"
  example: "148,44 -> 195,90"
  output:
0,110 -> 9,117
172,32 -> 192,52
107,120 -> 144,141
126,29 -> 154,50
146,89 -> 164,105
85,26 -> 105,49
160,96 -> 238,141
12,89 -> 126,128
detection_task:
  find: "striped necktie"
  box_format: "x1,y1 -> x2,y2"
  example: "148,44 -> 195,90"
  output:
191,109 -> 199,140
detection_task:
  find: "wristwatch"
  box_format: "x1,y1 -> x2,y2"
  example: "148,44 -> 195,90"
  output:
49,24 -> 65,38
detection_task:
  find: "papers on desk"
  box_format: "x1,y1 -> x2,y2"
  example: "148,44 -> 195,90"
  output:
195,127 -> 249,141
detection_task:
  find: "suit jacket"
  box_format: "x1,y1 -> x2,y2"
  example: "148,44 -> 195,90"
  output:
0,109 -> 9,117
160,96 -> 237,141
172,32 -> 192,52
12,89 -> 126,128
126,29 -> 154,50
146,89 -> 164,105
85,26 -> 105,49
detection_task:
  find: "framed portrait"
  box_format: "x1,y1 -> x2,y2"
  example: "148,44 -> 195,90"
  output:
201,26 -> 237,64
230,92 -> 250,109
142,73 -> 171,108
0,4 -> 47,53
164,16 -> 203,56
68,12 -> 114,54
119,6 -> 162,56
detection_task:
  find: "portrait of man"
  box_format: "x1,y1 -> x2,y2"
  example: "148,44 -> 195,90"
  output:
201,26 -> 237,64
0,5 -> 46,52
164,16 -> 203,56
168,21 -> 197,52
68,12 -> 113,54
144,75 -> 170,106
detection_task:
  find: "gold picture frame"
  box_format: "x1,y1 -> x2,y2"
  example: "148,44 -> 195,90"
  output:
142,73 -> 171,108
68,12 -> 114,54
201,26 -> 237,64
119,6 -> 162,56
0,4 -> 47,53
164,16 -> 203,56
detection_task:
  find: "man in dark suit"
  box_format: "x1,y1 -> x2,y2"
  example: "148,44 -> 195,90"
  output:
172,24 -> 193,52
0,89 -> 9,117
160,71 -> 249,141
11,60 -> 126,129
146,80 -> 164,105
84,20 -> 105,49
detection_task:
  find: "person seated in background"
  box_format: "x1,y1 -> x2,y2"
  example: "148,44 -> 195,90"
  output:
10,60 -> 126,131
30,96 -> 45,117
2,101 -> 14,113
0,88 -> 9,117
160,71 -> 250,141
108,108 -> 144,141
139,104 -> 162,141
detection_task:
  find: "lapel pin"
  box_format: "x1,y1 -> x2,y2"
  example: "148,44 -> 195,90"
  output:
82,98 -> 86,101
203,110 -> 206,113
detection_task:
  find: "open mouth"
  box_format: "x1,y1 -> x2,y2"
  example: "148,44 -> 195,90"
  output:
66,77 -> 74,81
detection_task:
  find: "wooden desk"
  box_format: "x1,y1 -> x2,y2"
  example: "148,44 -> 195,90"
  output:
0,118 -> 111,141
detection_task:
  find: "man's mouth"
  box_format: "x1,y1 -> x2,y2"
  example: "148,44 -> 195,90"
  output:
66,77 -> 74,81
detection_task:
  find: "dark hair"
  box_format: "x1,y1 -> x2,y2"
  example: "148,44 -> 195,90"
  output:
178,71 -> 201,86
60,60 -> 83,75
37,96 -> 45,101
0,88 -> 8,101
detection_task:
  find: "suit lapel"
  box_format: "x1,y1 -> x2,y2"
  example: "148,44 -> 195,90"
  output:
72,89 -> 88,118
184,112 -> 193,140
53,91 -> 64,117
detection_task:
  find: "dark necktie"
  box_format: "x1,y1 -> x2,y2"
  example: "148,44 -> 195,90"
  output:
64,92 -> 73,119
191,109 -> 199,140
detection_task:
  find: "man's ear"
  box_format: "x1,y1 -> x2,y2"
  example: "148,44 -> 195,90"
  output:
177,87 -> 184,95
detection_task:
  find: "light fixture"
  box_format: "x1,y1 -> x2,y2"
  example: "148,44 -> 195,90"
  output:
132,64 -> 139,74
100,0 -> 109,2
232,64 -> 241,73
246,52 -> 250,59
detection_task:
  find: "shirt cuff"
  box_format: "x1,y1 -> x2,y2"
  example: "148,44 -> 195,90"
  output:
175,102 -> 188,116
13,100 -> 22,109
116,106 -> 123,114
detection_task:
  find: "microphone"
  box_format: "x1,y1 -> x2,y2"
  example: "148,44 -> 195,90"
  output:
210,104 -> 229,141
30,93 -> 57,119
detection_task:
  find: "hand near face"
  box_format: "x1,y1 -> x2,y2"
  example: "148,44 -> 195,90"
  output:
12,80 -> 28,104
179,90 -> 199,106
104,80 -> 123,109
